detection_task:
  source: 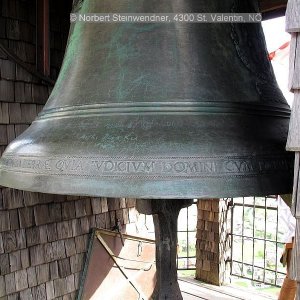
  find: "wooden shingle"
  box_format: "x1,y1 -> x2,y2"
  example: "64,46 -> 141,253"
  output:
0,211 -> 10,232
26,227 -> 41,247
4,273 -> 16,295
8,210 -> 19,231
32,284 -> 46,300
61,202 -> 75,220
19,288 -> 33,300
0,80 -> 14,102
0,254 -> 10,275
20,104 -> 36,124
8,103 -> 22,124
20,249 -> 29,269
14,269 -> 28,292
29,244 -> 45,266
26,266 -> 37,288
2,189 -> 23,210
70,253 -> 84,273
18,207 -> 34,228
53,278 -> 67,298
0,276 -> 5,297
0,234 -> 4,254
57,221 -> 73,240
36,264 -> 50,285
0,103 -> 10,124
286,0 -> 300,32
49,261 -> 59,280
33,205 -> 50,226
58,257 -> 71,278
15,229 -> 26,250
2,231 -> 17,253
75,198 -> 92,218
9,250 -> 21,272
46,281 -> 55,300
64,238 -> 76,257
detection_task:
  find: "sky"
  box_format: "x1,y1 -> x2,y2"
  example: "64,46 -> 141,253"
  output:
262,16 -> 294,106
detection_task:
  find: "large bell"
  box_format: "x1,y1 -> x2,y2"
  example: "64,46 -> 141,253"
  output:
0,0 -> 293,199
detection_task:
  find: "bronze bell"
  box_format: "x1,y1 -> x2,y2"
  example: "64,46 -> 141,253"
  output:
0,0 -> 293,199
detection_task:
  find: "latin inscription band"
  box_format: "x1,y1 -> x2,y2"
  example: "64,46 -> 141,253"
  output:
0,155 -> 292,178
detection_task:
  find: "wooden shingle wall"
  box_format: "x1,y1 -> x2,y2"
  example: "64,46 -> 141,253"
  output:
195,199 -> 232,286
285,0 -> 300,299
0,1 -> 138,298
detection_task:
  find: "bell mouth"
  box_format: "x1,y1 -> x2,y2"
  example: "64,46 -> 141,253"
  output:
0,109 -> 293,199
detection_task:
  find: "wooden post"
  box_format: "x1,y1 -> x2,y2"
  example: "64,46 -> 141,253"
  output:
136,199 -> 193,300
285,0 -> 300,298
195,199 -> 232,286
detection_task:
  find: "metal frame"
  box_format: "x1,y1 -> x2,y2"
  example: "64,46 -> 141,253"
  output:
230,196 -> 286,287
176,200 -> 197,271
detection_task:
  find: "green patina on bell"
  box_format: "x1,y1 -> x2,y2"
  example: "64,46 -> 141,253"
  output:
0,0 -> 293,198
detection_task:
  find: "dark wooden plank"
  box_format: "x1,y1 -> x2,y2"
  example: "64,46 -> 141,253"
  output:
259,0 -> 287,11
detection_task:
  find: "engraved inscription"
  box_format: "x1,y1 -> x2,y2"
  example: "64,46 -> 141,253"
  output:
91,160 -> 155,173
224,160 -> 254,172
0,156 -> 292,178
162,161 -> 217,174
